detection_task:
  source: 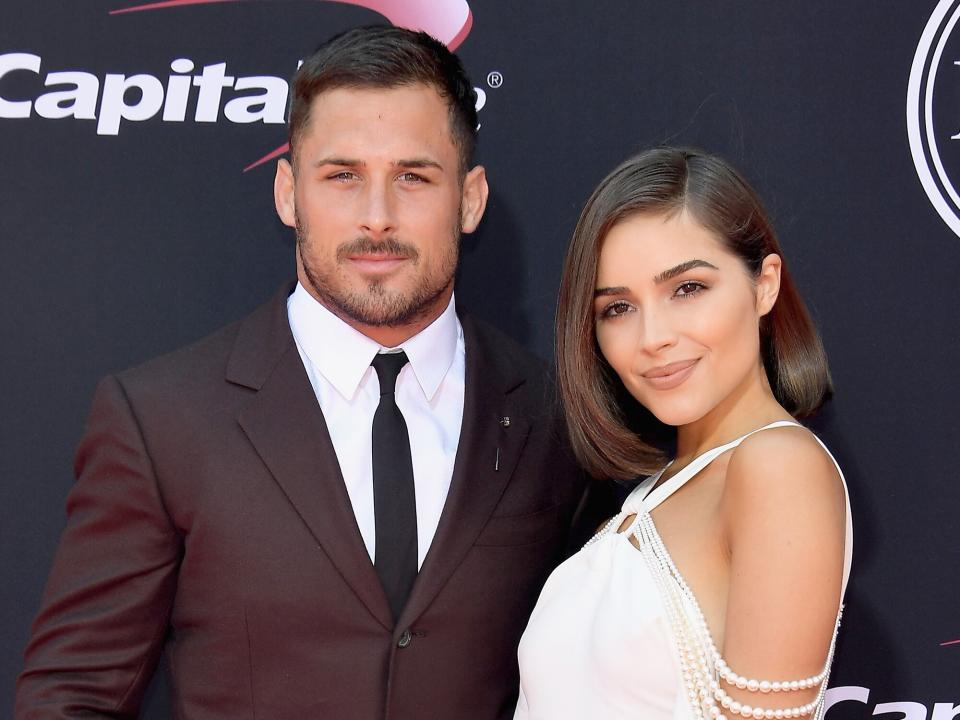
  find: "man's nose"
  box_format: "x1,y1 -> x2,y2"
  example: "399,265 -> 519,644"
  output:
358,179 -> 397,237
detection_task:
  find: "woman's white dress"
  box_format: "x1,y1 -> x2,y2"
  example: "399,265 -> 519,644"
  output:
514,421 -> 853,720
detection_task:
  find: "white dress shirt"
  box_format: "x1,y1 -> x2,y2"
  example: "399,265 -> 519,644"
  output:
287,282 -> 465,569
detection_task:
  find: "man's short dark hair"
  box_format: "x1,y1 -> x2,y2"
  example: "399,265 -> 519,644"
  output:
288,25 -> 478,174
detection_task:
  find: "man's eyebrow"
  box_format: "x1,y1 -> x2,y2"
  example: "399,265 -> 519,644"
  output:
594,286 -> 630,298
653,259 -> 719,283
394,158 -> 443,171
313,157 -> 363,168
310,158 -> 444,171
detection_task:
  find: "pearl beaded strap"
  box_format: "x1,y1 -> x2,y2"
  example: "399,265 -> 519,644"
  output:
608,510 -> 843,720
582,421 -> 849,720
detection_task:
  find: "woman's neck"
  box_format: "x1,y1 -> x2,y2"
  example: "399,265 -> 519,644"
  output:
673,362 -> 791,466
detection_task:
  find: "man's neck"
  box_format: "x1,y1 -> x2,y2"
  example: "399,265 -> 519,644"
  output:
303,285 -> 453,348
349,318 -> 439,349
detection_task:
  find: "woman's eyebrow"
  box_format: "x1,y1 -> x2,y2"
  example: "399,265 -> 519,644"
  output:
653,259 -> 719,284
594,260 -> 719,297
594,285 -> 629,298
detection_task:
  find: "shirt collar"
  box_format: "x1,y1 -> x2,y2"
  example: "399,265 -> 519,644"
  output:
287,282 -> 459,402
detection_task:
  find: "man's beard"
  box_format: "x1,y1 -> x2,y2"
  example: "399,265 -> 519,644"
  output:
296,211 -> 461,328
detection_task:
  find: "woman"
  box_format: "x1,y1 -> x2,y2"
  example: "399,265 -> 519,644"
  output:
515,147 -> 852,720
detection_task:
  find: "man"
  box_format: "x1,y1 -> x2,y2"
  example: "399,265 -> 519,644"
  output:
16,26 -> 593,720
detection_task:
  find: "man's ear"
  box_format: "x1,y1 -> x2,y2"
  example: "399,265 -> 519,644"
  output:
459,165 -> 489,234
756,253 -> 782,317
274,158 -> 296,229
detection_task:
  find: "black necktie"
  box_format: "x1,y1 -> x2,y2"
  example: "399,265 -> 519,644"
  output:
370,351 -> 418,623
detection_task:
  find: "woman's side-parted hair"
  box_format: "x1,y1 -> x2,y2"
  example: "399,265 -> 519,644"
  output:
556,147 -> 832,480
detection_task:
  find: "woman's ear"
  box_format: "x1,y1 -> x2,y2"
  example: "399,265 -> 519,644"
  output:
756,253 -> 782,317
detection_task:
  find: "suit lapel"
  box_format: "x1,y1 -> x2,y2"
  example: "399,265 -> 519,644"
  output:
227,289 -> 535,631
229,285 -> 393,630
398,315 -> 531,628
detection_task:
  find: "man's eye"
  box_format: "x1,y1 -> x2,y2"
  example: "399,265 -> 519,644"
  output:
328,171 -> 358,181
399,172 -> 426,183
675,281 -> 706,298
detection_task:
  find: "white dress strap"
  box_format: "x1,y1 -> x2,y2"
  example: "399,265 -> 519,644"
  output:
636,420 -> 802,513
616,419 -> 852,598
632,421 -> 851,720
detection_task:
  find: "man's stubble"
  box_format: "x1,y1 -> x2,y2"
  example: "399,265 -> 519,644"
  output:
295,208 -> 462,329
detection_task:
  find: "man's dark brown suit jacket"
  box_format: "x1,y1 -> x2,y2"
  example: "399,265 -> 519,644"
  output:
16,284 -> 589,720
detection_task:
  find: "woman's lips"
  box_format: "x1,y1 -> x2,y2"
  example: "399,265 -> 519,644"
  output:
641,359 -> 699,390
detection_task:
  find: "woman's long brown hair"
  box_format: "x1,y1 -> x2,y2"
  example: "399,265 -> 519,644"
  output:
556,147 -> 831,480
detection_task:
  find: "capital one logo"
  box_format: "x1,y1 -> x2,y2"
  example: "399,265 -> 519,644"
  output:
825,687 -> 959,719
907,0 -> 960,237
0,0 -> 476,170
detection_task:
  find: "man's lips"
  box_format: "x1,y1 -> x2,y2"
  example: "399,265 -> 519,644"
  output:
641,359 -> 699,390
345,254 -> 411,272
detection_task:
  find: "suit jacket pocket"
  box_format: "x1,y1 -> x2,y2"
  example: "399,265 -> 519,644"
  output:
473,503 -> 561,547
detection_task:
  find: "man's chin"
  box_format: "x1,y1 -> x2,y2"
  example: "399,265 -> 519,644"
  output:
326,289 -> 428,328
301,266 -> 453,329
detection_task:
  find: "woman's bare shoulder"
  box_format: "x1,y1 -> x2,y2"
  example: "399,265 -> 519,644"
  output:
722,424 -> 845,518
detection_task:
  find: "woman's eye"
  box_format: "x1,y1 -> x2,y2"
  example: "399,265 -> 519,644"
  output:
601,301 -> 633,318
674,281 -> 706,298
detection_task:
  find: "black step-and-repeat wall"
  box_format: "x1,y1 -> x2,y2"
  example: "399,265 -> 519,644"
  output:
3,1 -> 959,716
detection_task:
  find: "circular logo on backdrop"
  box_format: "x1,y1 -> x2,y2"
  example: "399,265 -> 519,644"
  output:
907,0 -> 960,238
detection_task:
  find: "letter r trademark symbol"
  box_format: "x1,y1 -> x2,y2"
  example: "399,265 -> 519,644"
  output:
487,71 -> 503,88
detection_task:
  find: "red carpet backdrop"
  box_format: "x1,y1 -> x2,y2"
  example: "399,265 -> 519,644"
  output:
2,1 -> 959,716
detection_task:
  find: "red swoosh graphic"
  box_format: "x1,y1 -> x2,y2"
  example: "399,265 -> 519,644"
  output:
941,638 -> 960,646
109,1 -> 471,48
110,0 -> 473,171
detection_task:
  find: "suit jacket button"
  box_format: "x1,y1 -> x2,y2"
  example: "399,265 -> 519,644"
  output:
397,630 -> 412,648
